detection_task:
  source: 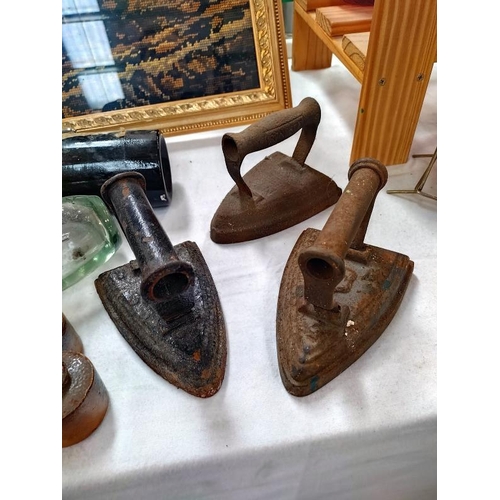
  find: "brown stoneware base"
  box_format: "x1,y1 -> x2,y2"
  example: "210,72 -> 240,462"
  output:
62,352 -> 109,447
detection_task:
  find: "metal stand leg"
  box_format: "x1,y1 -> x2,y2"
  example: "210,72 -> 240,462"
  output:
387,148 -> 437,200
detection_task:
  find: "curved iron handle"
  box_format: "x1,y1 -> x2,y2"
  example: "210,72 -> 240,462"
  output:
221,97 -> 321,197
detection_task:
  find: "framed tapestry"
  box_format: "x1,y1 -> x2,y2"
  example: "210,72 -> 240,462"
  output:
62,0 -> 292,137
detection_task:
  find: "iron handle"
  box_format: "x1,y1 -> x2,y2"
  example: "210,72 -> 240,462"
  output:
298,158 -> 388,310
221,97 -> 321,197
101,172 -> 194,318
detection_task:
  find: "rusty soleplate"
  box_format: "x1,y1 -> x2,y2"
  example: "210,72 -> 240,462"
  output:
95,241 -> 226,398
211,152 -> 341,243
276,228 -> 413,397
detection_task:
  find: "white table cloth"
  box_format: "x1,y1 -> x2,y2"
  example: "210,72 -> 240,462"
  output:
62,57 -> 437,500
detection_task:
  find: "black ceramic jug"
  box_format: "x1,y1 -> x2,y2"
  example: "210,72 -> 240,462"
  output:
62,129 -> 172,208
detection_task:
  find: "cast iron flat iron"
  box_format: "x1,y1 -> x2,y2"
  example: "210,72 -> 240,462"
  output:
211,97 -> 342,243
95,172 -> 226,398
276,159 -> 413,396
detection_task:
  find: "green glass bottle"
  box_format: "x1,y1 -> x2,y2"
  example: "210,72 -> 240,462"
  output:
62,195 -> 122,290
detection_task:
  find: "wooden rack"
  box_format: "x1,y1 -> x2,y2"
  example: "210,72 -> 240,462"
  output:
292,0 -> 437,166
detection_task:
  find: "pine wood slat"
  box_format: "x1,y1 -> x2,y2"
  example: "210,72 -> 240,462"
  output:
293,8 -> 333,70
342,32 -> 369,71
316,5 -> 373,37
292,0 -> 436,166
296,0 -> 345,11
292,4 -> 364,82
350,0 -> 437,165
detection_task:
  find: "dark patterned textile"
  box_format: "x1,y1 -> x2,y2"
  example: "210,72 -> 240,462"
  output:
62,0 -> 259,118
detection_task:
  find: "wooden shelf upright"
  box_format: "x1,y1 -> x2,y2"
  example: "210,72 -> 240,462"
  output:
292,0 -> 437,166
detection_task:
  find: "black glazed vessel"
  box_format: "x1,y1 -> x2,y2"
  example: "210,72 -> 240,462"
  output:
62,129 -> 172,208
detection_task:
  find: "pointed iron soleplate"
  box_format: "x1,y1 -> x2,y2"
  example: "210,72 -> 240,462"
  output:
277,228 -> 413,397
211,152 -> 341,244
95,241 -> 226,398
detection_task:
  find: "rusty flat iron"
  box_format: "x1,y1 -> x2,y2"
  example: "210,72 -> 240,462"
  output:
211,97 -> 342,243
95,172 -> 226,398
276,159 -> 413,396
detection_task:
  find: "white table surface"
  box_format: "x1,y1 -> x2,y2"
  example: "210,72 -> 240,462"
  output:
62,57 -> 437,500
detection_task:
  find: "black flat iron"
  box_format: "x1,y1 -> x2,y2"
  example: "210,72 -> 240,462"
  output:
95,172 -> 226,398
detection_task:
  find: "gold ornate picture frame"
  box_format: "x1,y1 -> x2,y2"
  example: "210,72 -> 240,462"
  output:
62,0 -> 291,137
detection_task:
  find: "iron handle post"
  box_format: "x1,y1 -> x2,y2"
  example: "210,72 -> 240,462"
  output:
298,158 -> 388,310
101,172 -> 194,317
